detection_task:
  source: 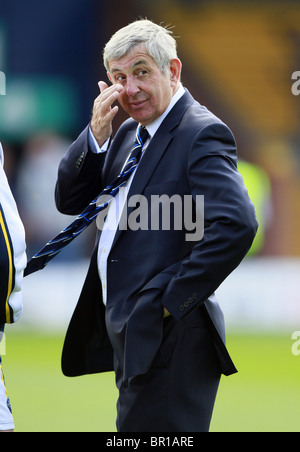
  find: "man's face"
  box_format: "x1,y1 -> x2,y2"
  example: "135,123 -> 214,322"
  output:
107,44 -> 181,126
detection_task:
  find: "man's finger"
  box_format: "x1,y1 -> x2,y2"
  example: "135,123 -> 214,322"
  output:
98,81 -> 109,93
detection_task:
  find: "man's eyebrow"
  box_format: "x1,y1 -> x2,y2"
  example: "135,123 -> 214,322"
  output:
110,67 -> 122,74
132,60 -> 149,68
110,60 -> 150,73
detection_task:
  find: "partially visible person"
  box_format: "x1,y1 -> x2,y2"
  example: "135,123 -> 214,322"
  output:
0,142 -> 27,432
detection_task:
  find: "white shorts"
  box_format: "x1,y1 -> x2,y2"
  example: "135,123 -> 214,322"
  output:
0,357 -> 14,431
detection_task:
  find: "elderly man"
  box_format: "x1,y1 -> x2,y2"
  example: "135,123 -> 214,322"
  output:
0,142 -> 27,432
55,19 -> 258,432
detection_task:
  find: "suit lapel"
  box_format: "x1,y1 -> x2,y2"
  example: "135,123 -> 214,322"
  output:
102,129 -> 136,186
111,89 -> 194,248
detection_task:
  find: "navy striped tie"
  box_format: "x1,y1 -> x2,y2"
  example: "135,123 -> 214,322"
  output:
24,125 -> 149,276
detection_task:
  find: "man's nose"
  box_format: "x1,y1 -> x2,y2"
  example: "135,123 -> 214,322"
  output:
126,75 -> 140,97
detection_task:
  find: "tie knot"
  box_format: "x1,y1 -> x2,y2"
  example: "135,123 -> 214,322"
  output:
137,125 -> 149,147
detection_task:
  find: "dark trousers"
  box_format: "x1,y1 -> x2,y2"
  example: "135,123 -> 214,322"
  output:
115,305 -> 221,432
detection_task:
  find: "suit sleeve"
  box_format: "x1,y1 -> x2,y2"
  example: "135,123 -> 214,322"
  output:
160,122 -> 258,320
55,125 -> 107,216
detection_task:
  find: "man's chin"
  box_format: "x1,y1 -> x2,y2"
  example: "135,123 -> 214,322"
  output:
126,106 -> 154,125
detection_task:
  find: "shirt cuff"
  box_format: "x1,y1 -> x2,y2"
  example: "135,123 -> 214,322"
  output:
88,126 -> 110,154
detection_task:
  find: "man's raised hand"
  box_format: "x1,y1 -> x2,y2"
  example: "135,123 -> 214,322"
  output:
90,81 -> 123,147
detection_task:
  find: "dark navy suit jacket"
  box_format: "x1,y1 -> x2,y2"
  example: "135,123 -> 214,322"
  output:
55,89 -> 258,380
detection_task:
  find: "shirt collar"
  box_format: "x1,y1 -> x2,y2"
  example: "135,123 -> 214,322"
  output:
143,83 -> 185,139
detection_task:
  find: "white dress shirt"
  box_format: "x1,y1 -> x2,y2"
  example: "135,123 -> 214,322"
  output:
90,84 -> 185,305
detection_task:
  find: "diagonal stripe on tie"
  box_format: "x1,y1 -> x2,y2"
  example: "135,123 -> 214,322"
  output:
24,125 -> 149,277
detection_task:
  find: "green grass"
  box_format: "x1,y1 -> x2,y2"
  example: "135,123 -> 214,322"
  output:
1,331 -> 300,432
210,333 -> 300,432
2,331 -> 118,432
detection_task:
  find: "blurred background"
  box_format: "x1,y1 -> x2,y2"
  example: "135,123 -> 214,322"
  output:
0,0 -> 300,432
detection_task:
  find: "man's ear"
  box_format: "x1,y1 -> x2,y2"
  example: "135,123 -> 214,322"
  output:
169,58 -> 182,86
107,71 -> 113,83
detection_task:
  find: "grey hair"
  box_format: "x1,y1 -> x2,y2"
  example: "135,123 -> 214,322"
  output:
103,19 -> 178,73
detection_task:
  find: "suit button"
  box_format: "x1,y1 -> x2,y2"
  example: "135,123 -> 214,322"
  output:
188,297 -> 193,304
180,305 -> 185,311
184,301 -> 190,308
192,293 -> 198,300
76,152 -> 85,168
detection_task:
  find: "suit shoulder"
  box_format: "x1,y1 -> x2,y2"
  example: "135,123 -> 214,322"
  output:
185,101 -> 233,135
178,101 -> 238,164
176,102 -> 236,153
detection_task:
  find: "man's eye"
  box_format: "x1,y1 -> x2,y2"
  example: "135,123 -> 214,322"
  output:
116,75 -> 126,83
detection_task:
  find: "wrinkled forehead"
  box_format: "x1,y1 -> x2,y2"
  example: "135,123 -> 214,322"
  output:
107,44 -> 158,73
